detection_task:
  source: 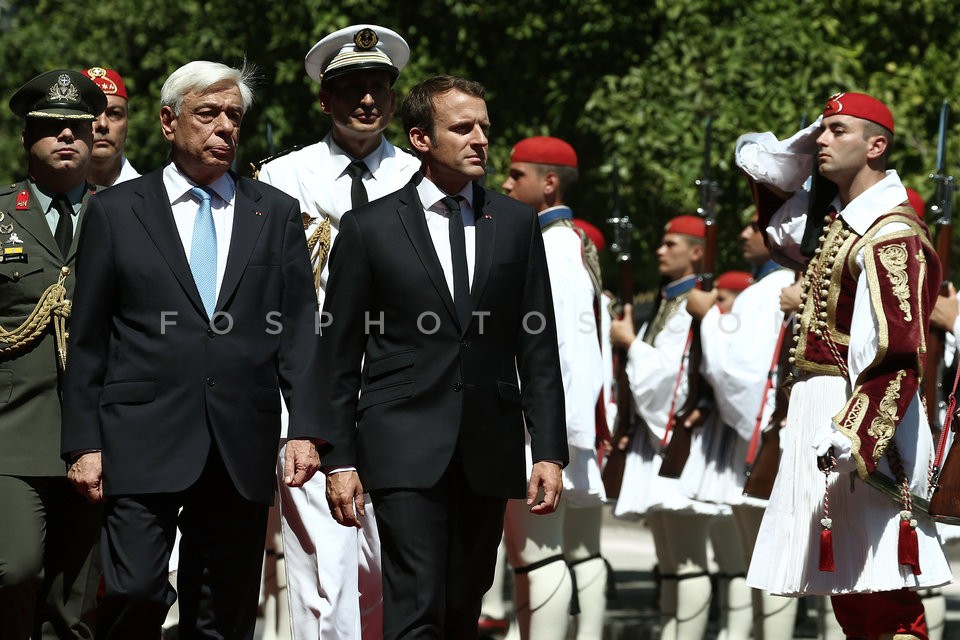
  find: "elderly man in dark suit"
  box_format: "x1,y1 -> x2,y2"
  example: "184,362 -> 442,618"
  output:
321,75 -> 568,640
0,69 -> 106,640
61,60 -> 324,639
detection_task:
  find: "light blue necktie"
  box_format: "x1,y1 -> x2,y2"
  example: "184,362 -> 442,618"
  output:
189,186 -> 217,317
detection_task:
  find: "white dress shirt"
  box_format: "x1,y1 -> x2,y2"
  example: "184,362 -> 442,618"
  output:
162,163 -> 235,302
415,178 -> 477,297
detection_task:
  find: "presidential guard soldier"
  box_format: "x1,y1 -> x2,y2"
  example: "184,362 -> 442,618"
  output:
257,23 -> 420,640
0,69 -> 106,640
610,216 -> 727,640
81,66 -> 139,187
500,136 -> 608,639
688,213 -> 798,639
737,92 -> 952,639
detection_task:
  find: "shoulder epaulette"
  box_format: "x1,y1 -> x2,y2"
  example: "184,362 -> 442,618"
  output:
251,145 -> 304,179
0,179 -> 26,196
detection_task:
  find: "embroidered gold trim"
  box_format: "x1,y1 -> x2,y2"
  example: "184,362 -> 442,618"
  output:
877,242 -> 911,321
835,391 -> 868,477
868,370 -> 905,462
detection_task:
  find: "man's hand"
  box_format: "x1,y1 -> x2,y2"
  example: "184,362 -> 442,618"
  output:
527,460 -> 563,515
682,407 -> 707,430
68,451 -> 104,504
686,289 -> 717,321
283,438 -> 320,487
610,304 -> 636,350
325,470 -> 365,528
930,283 -> 958,333
780,282 -> 802,314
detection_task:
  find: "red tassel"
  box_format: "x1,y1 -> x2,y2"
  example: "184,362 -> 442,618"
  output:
898,516 -> 921,575
819,528 -> 835,572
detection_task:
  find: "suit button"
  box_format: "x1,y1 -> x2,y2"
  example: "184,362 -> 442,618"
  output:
453,381 -> 463,392
206,377 -> 216,387
207,328 -> 216,337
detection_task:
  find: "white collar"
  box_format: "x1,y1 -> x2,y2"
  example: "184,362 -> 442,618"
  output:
835,170 -> 907,235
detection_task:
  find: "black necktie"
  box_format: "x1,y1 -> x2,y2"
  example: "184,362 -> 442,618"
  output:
345,160 -> 369,210
442,196 -> 471,329
52,194 -> 73,258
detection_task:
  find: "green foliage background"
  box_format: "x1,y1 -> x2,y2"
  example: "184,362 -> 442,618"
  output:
1,0 -> 959,292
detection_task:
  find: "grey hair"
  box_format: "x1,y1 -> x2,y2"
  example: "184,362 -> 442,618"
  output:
160,60 -> 257,115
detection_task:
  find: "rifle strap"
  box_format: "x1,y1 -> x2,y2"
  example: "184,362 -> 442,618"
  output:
660,328 -> 694,449
745,318 -> 791,466
931,355 -> 960,481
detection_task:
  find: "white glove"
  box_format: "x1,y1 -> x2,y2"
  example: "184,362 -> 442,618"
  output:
813,425 -> 857,474
735,117 -> 823,193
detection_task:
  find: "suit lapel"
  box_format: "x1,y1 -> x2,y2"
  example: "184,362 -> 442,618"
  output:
8,184 -> 60,259
396,181 -> 458,326
65,185 -> 96,263
130,171 -> 207,316
218,177 -> 266,311
469,183 -> 496,321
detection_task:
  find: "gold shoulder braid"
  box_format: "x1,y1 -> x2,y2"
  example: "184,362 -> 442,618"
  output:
304,212 -> 332,292
0,266 -> 71,369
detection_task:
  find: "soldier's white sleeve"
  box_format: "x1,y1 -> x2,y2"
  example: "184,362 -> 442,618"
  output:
543,229 -> 603,451
624,307 -> 692,441
700,270 -> 793,441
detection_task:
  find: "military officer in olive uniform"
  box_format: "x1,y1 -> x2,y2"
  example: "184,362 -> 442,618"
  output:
0,69 -> 106,639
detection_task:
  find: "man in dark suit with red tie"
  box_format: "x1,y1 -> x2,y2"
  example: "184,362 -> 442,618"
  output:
60,60 -> 324,639
321,75 -> 568,639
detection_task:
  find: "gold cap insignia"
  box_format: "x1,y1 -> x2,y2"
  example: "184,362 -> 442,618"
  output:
48,73 -> 80,105
354,28 -> 378,50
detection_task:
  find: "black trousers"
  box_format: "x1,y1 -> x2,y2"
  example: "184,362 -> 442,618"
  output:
0,474 -> 101,640
371,454 -> 507,640
96,447 -> 268,640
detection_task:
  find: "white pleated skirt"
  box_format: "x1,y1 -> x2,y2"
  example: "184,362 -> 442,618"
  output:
747,375 -> 953,595
683,418 -> 743,507
563,444 -> 606,509
613,426 -> 727,519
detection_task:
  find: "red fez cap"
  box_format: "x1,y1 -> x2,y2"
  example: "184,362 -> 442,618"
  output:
82,67 -> 127,100
510,136 -> 578,168
715,270 -> 753,292
573,218 -> 605,252
664,215 -> 706,239
905,187 -> 925,219
822,92 -> 893,133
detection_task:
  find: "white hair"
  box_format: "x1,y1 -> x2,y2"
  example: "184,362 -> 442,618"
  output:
160,60 -> 257,115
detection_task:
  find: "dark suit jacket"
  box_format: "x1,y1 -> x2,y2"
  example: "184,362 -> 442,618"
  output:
0,180 -> 93,477
60,169 -> 323,505
320,178 -> 567,499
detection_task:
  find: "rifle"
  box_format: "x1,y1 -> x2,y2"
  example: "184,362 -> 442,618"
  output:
927,100 -> 960,523
743,315 -> 794,498
659,115 -> 720,478
601,157 -> 635,500
925,100 -> 953,432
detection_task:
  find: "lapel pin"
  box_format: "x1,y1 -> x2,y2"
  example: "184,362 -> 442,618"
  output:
255,211 -> 263,216
483,213 -> 492,220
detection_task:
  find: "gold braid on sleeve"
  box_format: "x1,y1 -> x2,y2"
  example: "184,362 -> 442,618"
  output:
305,215 -> 332,292
0,266 -> 71,369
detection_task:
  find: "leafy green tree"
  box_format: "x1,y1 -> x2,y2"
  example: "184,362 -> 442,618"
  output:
1,0 -> 959,292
